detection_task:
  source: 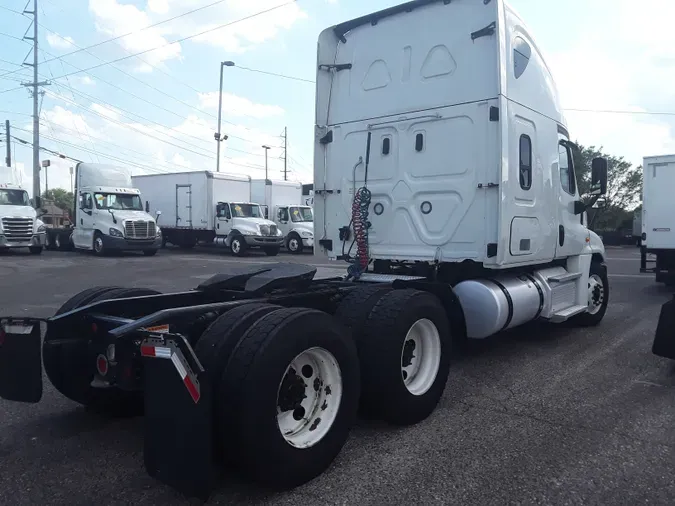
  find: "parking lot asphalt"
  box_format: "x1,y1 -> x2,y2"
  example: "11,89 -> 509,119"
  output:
0,245 -> 673,506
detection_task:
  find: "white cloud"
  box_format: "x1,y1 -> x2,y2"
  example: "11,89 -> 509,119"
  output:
87,0 -> 306,72
78,76 -> 96,86
198,92 -> 284,118
88,0 -> 182,69
46,32 -> 75,50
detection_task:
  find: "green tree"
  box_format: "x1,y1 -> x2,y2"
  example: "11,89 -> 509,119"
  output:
42,188 -> 74,213
572,144 -> 642,230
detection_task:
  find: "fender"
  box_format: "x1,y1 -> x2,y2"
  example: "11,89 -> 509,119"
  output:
225,229 -> 243,247
586,230 -> 606,264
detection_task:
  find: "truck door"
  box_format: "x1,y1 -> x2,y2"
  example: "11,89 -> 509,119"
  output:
277,206 -> 289,235
215,202 -> 232,237
74,192 -> 94,249
175,184 -> 192,228
555,135 -> 586,259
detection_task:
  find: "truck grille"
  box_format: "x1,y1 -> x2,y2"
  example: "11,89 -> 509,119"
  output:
259,224 -> 278,237
124,220 -> 156,239
1,217 -> 33,242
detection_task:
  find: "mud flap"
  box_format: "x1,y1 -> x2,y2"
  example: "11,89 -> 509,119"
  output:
142,334 -> 214,500
653,297 -> 675,360
0,318 -> 43,403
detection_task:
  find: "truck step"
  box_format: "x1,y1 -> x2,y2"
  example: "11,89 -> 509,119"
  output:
550,304 -> 588,323
547,272 -> 582,283
357,273 -> 426,283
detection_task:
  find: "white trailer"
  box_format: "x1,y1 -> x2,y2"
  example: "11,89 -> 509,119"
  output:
133,171 -> 284,256
640,155 -> 675,284
251,179 -> 314,253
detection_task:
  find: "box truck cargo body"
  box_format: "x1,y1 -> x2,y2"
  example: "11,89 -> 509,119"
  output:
133,171 -> 284,255
640,155 -> 675,283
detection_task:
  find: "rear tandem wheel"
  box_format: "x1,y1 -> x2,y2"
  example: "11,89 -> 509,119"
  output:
43,286 -> 161,415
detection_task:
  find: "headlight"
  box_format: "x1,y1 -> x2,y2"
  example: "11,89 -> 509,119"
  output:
277,228 -> 283,236
37,225 -> 46,233
300,231 -> 313,238
109,227 -> 124,238
156,227 -> 162,238
240,229 -> 258,236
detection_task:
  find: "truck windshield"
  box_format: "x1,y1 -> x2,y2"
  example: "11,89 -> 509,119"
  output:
230,203 -> 264,218
0,189 -> 29,206
95,193 -> 143,211
290,206 -> 313,222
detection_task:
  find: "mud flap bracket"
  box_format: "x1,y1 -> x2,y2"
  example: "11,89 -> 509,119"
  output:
142,333 -> 214,500
0,318 -> 43,403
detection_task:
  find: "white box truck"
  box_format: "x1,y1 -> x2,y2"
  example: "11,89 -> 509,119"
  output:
44,163 -> 161,256
0,1 -> 612,501
639,155 -> 675,284
0,167 -> 46,255
251,179 -> 314,253
133,171 -> 285,256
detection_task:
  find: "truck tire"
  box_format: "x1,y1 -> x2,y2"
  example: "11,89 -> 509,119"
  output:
54,233 -> 62,250
29,246 -> 42,255
44,287 -> 161,415
194,303 -> 282,458
93,231 -> 106,256
229,235 -> 247,257
572,262 -> 609,327
263,246 -> 280,256
286,233 -> 303,254
218,307 -> 359,489
44,232 -> 53,250
359,289 -> 452,426
334,285 -> 392,332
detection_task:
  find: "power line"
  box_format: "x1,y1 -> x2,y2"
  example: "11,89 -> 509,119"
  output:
0,0 -> 298,91
234,65 -> 315,84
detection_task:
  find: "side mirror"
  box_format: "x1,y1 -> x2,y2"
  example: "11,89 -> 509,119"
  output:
573,200 -> 586,215
145,200 -> 150,213
590,157 -> 608,196
34,196 -> 41,209
155,210 -> 162,223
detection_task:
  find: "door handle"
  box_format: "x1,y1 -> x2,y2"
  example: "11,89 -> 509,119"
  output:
559,225 -> 565,247
80,218 -> 83,225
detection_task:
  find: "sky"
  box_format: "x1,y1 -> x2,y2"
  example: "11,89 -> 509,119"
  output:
1,0 -> 675,196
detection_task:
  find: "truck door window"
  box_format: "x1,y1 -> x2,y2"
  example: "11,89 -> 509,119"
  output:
217,204 -> 231,219
278,207 -> 289,222
558,143 -> 577,195
513,36 -> 532,79
81,193 -> 93,210
519,134 -> 532,190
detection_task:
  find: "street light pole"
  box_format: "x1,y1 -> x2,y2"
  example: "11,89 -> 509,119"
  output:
216,60 -> 235,172
262,145 -> 271,180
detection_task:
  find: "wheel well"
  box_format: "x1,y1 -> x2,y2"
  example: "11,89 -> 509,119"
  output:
391,280 -> 467,349
592,253 -> 604,264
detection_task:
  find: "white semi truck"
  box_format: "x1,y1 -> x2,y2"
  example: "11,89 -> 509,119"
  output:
639,155 -> 675,284
0,171 -> 46,254
133,171 -> 285,256
45,163 -> 161,256
251,179 -> 314,253
0,0 -> 610,501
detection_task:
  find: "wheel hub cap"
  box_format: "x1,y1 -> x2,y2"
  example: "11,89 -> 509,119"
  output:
587,274 -> 605,315
277,347 -> 342,449
401,318 -> 442,396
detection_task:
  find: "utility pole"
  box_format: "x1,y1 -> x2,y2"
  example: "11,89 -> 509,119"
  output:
282,127 -> 288,181
262,145 -> 271,180
5,120 -> 10,167
21,0 -> 50,207
70,165 -> 73,194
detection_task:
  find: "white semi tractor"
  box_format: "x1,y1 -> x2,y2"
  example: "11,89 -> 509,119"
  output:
133,171 -> 285,256
251,179 -> 314,253
0,169 -> 46,254
45,163 -> 161,256
0,0 -> 610,501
